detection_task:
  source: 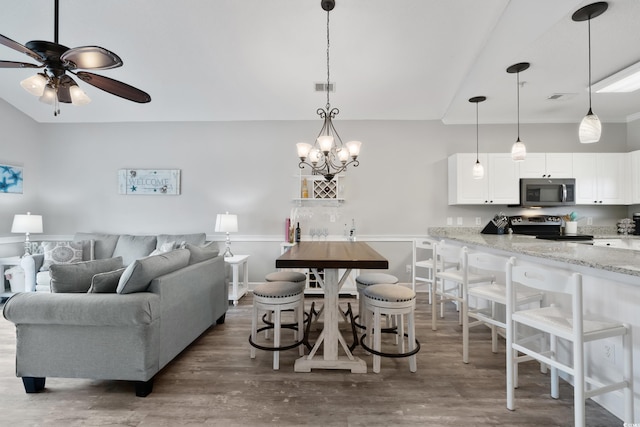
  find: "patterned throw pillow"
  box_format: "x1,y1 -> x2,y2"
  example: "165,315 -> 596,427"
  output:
40,241 -> 84,271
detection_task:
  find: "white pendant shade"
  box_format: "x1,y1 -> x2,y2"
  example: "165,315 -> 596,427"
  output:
70,85 -> 91,106
39,85 -> 57,105
578,112 -> 602,143
20,74 -> 48,96
511,139 -> 526,162
472,161 -> 484,179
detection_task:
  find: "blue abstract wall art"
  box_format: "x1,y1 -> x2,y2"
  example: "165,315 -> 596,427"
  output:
0,164 -> 23,194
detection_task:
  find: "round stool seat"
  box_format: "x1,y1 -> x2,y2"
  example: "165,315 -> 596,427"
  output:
355,273 -> 399,286
254,281 -> 305,299
364,283 -> 416,303
265,271 -> 306,283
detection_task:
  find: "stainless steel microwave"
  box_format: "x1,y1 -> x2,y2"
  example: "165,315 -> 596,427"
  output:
520,178 -> 576,207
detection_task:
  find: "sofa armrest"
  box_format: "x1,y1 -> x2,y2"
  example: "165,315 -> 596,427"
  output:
3,292 -> 160,326
20,254 -> 44,292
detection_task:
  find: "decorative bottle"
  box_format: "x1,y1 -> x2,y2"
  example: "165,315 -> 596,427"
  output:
295,222 -> 301,243
301,178 -> 309,198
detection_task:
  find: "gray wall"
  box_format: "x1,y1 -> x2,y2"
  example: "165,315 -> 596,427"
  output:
1,101 -> 637,280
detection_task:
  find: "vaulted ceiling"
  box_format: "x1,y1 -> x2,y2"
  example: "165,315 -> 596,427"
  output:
0,0 -> 639,125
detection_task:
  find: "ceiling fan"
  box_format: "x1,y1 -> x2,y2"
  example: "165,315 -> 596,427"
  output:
0,0 -> 150,116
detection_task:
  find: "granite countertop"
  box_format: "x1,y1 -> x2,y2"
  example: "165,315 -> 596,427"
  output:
427,227 -> 640,284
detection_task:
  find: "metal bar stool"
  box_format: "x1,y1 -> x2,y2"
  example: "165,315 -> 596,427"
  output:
249,281 -> 306,370
360,283 -> 420,373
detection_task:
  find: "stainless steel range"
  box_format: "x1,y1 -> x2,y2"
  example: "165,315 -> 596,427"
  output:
508,215 -> 593,241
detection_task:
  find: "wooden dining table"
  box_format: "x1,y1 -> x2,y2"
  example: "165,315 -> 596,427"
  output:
276,241 -> 389,373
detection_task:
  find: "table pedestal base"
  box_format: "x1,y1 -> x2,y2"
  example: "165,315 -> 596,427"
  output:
294,356 -> 367,373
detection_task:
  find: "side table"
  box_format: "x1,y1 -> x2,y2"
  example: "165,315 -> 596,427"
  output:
0,256 -> 22,299
225,254 -> 250,306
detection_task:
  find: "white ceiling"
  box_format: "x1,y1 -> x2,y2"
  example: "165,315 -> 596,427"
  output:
0,0 -> 639,125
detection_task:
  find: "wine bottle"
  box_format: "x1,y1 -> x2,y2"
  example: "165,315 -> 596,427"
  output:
295,222 -> 301,243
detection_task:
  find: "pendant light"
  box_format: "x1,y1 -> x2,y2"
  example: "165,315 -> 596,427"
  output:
572,2 -> 608,144
469,96 -> 486,179
506,62 -> 530,162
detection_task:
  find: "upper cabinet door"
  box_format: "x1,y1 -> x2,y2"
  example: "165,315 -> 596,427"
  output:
573,153 -> 627,205
488,153 -> 520,204
448,153 -> 489,204
632,151 -> 640,204
519,153 -> 572,178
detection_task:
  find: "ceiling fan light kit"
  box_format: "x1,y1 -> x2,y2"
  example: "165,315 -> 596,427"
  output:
573,1 -> 608,144
0,0 -> 150,116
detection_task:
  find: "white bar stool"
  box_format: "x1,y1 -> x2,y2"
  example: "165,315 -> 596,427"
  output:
249,281 -> 306,370
360,283 -> 420,373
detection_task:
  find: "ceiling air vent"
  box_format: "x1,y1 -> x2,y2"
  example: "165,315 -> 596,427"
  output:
547,93 -> 577,100
315,82 -> 335,92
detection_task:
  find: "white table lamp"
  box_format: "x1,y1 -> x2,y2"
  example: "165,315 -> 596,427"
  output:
11,212 -> 43,256
215,212 -> 238,258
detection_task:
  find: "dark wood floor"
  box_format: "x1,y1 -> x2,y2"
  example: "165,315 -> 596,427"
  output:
0,292 -> 622,426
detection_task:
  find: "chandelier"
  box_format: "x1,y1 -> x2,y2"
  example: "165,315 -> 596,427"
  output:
295,0 -> 361,181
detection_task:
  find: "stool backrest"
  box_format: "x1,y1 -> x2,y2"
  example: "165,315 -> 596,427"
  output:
466,252 -> 511,282
506,259 -> 583,335
433,241 -> 463,272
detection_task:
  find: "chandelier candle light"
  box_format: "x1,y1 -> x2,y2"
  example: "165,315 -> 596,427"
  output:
215,212 -> 238,258
295,0 -> 361,181
469,96 -> 486,179
572,2 -> 608,144
506,62 -> 530,162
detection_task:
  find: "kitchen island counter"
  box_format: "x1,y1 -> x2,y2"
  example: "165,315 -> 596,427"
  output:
428,227 -> 640,286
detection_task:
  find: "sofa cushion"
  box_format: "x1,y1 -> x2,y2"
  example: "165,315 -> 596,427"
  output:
112,235 -> 158,266
74,233 -> 120,260
87,268 -> 127,293
149,241 -> 175,256
117,248 -> 190,294
50,257 -> 124,293
157,233 -> 206,249
185,242 -> 219,264
40,241 -> 84,271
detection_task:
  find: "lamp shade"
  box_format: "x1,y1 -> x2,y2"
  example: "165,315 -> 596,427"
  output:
472,161 -> 485,179
215,213 -> 238,233
579,112 -> 602,143
511,139 -> 527,162
11,212 -> 43,234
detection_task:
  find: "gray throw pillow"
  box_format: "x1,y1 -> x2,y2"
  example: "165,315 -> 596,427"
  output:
87,268 -> 127,293
74,233 -> 120,259
112,235 -> 158,266
117,248 -> 190,294
50,257 -> 124,293
157,233 -> 206,249
185,242 -> 219,264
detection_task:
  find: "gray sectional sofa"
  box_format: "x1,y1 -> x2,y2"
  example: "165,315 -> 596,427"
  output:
2,232 -> 228,397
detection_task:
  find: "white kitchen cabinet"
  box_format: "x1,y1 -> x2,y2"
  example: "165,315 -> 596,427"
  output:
519,153 -> 573,178
448,153 -> 520,205
632,150 -> 640,204
572,153 -> 628,205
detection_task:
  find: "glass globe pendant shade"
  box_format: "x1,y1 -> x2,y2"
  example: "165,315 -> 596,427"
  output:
578,110 -> 601,143
69,85 -> 91,105
511,138 -> 526,162
472,160 -> 484,179
39,85 -> 57,105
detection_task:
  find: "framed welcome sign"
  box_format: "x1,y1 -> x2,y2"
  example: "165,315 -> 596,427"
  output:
0,164 -> 23,194
118,169 -> 181,195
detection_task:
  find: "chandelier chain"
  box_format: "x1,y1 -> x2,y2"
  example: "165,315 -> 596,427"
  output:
326,9 -> 331,110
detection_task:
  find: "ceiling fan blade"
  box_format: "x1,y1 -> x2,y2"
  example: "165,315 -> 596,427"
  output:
61,46 -> 122,70
75,71 -> 151,103
0,60 -> 42,69
56,75 -> 75,104
0,34 -> 44,62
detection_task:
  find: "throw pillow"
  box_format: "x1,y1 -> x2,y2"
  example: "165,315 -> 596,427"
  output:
112,235 -> 158,266
185,241 -> 219,264
148,241 -> 175,257
117,248 -> 190,294
87,268 -> 127,293
50,257 -> 124,293
40,241 -> 84,271
157,233 -> 206,249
